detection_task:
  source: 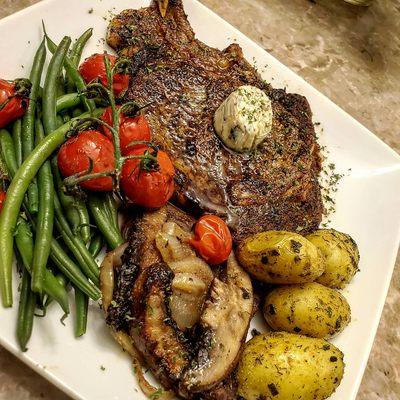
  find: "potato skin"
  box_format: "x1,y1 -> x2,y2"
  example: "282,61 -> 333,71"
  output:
306,229 -> 359,289
237,231 -> 325,284
237,332 -> 344,400
263,282 -> 351,338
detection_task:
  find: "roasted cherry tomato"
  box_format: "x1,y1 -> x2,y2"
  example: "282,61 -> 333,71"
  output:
0,191 -> 6,213
190,215 -> 232,265
58,130 -> 115,191
79,53 -> 130,96
0,79 -> 31,128
121,146 -> 175,209
101,107 -> 151,155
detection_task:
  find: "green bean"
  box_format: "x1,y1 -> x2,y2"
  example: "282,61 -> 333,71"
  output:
22,39 -> 46,215
12,120 -> 22,167
0,122 -> 96,304
76,210 -> 91,244
44,272 -> 69,308
62,114 -> 71,124
44,33 -> 95,113
49,239 -> 100,300
31,37 -> 70,295
56,93 -> 81,112
0,134 -> 32,215
0,109 -> 103,306
55,273 -> 69,289
42,36 -> 71,136
53,194 -> 99,285
72,107 -> 83,118
16,269 -> 36,351
106,193 -> 120,231
52,162 -> 87,239
66,28 -> 93,93
56,114 -> 64,128
71,28 -> 93,67
0,129 -> 18,177
56,74 -> 65,98
88,194 -> 124,250
74,287 -> 88,337
15,216 -> 69,314
31,120 -> 54,295
89,233 -> 104,258
14,217 -> 34,271
0,150 -> 8,179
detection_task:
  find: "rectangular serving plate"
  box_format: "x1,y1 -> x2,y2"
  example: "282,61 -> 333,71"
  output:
0,1 -> 399,399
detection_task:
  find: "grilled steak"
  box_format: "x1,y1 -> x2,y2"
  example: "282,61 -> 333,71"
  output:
107,0 -> 323,242
105,204 -> 253,399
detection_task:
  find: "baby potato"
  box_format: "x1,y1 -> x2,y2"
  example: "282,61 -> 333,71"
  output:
237,332 -> 344,400
306,229 -> 359,289
263,282 -> 351,338
237,231 -> 325,284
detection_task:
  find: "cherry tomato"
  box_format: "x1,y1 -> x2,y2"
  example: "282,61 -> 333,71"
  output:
58,130 -> 115,191
79,53 -> 130,96
190,215 -> 232,265
101,107 -> 151,155
0,191 -> 6,213
121,146 -> 175,209
0,79 -> 30,128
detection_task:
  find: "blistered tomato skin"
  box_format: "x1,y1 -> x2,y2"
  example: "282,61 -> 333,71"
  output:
58,130 -> 115,191
0,191 -> 6,213
190,215 -> 232,265
101,107 -> 151,155
121,146 -> 175,209
0,79 -> 29,128
79,53 -> 130,96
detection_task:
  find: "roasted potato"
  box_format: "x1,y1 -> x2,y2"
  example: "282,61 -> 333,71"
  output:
237,231 -> 325,284
306,229 -> 359,289
263,282 -> 351,338
237,332 -> 344,400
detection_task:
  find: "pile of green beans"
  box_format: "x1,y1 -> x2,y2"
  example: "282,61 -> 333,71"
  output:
0,27 -> 125,350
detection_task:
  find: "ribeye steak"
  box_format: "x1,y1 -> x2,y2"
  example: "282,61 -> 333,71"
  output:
107,0 -> 323,241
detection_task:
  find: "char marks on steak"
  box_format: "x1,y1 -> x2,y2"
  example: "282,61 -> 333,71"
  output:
107,0 -> 323,242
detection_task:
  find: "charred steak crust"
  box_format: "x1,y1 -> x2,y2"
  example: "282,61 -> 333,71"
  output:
106,212 -> 144,333
107,0 -> 323,242
131,262 -> 191,388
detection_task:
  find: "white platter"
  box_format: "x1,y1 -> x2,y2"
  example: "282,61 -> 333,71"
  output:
0,0 -> 400,399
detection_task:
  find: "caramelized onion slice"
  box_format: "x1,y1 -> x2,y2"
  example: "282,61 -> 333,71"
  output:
100,243 -> 128,313
155,222 -> 214,331
155,231 -> 194,263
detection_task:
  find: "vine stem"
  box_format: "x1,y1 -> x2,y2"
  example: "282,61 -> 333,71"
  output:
104,55 -> 123,191
61,53 -> 160,192
63,154 -> 158,187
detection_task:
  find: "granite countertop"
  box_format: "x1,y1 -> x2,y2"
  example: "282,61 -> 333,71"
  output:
0,0 -> 399,399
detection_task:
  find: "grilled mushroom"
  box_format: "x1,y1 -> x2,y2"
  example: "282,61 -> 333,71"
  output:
101,205 -> 253,399
180,253 -> 253,395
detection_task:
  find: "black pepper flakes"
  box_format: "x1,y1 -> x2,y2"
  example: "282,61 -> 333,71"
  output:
268,303 -> 276,315
290,240 -> 302,253
268,383 -> 279,396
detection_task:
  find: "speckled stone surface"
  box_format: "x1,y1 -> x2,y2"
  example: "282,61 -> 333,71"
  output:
0,0 -> 399,399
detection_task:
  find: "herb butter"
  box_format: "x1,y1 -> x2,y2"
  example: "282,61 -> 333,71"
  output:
213,85 -> 273,152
